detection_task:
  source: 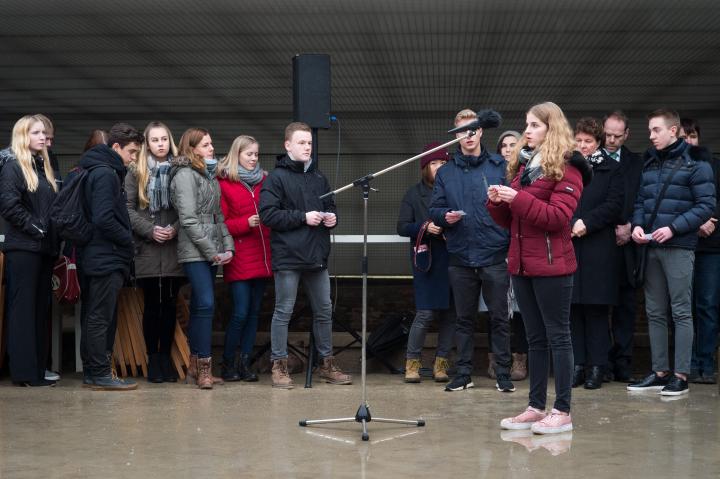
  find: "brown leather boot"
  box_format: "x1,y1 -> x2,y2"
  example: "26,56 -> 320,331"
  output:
433,356 -> 450,383
404,358 -> 422,383
187,354 -> 224,386
271,359 -> 294,389
487,353 -> 497,379
197,357 -> 214,390
510,353 -> 528,381
318,356 -> 352,385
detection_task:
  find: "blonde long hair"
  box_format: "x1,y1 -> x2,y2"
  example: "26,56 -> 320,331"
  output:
219,135 -> 258,182
507,102 -> 576,182
10,115 -> 57,193
136,121 -> 178,209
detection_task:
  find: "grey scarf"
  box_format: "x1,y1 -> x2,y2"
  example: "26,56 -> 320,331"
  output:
238,163 -> 263,186
147,156 -> 172,214
519,148 -> 544,186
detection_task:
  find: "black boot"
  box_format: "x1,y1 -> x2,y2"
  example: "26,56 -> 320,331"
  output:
584,366 -> 604,390
147,353 -> 163,383
159,353 -> 178,383
239,353 -> 258,382
572,365 -> 585,388
221,356 -> 241,382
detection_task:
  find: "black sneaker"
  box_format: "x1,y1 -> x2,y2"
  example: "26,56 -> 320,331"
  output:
444,375 -> 474,391
660,376 -> 689,396
496,374 -> 516,392
627,373 -> 669,391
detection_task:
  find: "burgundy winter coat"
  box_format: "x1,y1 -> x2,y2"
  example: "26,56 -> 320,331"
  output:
219,175 -> 272,282
487,152 -> 592,277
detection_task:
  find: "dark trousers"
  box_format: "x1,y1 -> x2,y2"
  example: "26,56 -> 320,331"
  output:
82,271 -> 124,377
449,263 -> 510,376
223,278 -> 267,361
609,248 -> 637,370
513,274 -> 574,413
183,261 -> 217,358
138,277 -> 183,355
489,313 -> 529,354
692,253 -> 720,375
79,272 -> 117,368
571,304 -> 611,367
5,251 -> 53,382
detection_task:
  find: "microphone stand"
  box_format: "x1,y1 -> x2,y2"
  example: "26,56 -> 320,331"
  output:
299,129 -> 477,441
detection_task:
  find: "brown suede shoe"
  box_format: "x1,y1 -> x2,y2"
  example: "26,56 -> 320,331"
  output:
187,354 -> 224,386
197,357 -> 214,390
318,356 -> 352,385
271,359 -> 294,389
511,353 -> 528,381
433,356 -> 450,383
487,353 -> 497,379
404,359 -> 422,383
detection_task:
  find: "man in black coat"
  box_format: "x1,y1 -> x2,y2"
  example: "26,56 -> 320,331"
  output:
259,122 -> 351,389
79,123 -> 143,391
603,111 -> 643,382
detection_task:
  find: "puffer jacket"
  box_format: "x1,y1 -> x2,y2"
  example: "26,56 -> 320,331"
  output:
169,156 -> 234,264
78,144 -> 134,277
429,147 -> 510,267
219,174 -> 272,282
125,162 -> 184,278
0,148 -> 58,256
632,139 -> 715,250
487,152 -> 592,277
259,154 -> 336,271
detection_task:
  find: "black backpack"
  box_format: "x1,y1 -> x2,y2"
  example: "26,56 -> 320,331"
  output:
50,165 -> 107,246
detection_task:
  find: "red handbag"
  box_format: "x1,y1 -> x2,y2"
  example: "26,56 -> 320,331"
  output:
52,250 -> 81,304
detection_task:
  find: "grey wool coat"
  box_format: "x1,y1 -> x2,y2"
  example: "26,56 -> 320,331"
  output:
125,161 -> 184,278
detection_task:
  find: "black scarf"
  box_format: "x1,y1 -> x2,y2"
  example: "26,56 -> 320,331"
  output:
519,148 -> 544,186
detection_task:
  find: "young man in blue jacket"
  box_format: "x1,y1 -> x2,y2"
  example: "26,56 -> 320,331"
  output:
628,109 -> 715,396
79,123 -> 143,391
430,109 -> 513,393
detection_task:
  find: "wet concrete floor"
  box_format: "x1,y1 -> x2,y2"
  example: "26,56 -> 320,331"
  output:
0,374 -> 718,478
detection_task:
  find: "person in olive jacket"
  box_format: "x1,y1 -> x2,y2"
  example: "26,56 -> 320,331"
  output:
126,121 -> 184,383
0,115 -> 59,387
397,142 -> 455,383
570,117 -> 624,390
79,123 -> 144,391
169,127 -> 234,390
259,122 -> 351,389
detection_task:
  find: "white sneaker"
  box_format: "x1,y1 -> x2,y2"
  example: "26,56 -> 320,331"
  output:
45,370 -> 60,381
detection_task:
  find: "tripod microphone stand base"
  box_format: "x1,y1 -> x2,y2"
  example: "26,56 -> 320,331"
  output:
299,403 -> 425,441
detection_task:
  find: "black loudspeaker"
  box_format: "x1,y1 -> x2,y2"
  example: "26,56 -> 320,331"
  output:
293,54 -> 331,129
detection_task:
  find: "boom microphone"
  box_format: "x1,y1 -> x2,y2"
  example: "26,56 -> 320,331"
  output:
447,109 -> 502,134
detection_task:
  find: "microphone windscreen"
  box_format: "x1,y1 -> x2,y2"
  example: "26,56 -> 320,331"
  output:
476,109 -> 502,129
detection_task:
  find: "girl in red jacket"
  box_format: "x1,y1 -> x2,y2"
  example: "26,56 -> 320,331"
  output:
488,102 -> 591,435
218,135 -> 272,381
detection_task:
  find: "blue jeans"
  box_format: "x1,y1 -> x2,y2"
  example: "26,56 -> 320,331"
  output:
183,261 -> 217,358
270,269 -> 333,361
692,253 -> 720,375
223,278 -> 267,361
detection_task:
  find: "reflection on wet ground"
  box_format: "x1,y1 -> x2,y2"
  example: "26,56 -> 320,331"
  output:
0,374 -> 718,478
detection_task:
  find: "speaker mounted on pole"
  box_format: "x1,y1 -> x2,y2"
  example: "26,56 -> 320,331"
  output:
293,54 -> 331,130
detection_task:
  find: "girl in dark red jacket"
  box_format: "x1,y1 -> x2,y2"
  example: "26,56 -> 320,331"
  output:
488,102 -> 591,435
218,135 -> 272,381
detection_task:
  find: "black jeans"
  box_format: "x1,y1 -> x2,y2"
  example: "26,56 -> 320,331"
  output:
449,263 -> 510,376
82,271 -> 124,377
489,313 -> 529,354
5,251 -> 53,382
571,304 -> 611,367
138,277 -> 183,355
609,249 -> 636,370
512,274 -> 573,413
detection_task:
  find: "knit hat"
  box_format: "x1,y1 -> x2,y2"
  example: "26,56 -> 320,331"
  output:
420,142 -> 449,169
496,130 -> 522,153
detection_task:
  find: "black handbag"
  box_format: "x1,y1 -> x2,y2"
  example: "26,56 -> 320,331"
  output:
632,158 -> 684,287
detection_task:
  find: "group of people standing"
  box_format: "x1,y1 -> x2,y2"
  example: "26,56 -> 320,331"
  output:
398,102 -> 717,435
0,117 -> 350,391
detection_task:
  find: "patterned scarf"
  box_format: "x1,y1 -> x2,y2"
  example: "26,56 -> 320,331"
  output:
147,156 -> 172,214
587,149 -> 605,167
519,148 -> 544,185
237,162 -> 263,186
204,158 -> 218,179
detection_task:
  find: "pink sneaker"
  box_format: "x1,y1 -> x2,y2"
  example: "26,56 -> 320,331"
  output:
530,408 -> 573,434
500,406 -> 547,430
